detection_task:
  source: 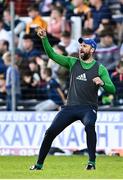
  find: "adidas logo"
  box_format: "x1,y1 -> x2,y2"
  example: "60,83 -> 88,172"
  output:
76,73 -> 87,81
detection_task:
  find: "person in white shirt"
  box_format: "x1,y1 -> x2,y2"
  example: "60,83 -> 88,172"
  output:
0,18 -> 10,43
59,31 -> 79,55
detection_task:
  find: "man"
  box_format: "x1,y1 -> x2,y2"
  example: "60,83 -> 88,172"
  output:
95,29 -> 120,74
0,18 -> 10,43
22,34 -> 41,59
0,40 -> 9,58
26,4 -> 47,34
0,40 -> 9,75
89,0 -> 111,32
30,27 -> 116,170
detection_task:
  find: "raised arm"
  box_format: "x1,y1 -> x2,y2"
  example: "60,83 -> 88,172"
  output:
99,64 -> 116,94
35,27 -> 77,69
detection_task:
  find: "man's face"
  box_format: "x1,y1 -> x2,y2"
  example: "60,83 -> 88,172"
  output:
28,10 -> 38,19
73,0 -> 83,7
79,42 -> 93,61
22,39 -> 33,51
3,11 -> 11,23
101,36 -> 113,47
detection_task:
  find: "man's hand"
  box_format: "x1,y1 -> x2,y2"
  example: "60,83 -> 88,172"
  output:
35,26 -> 46,38
93,77 -> 104,86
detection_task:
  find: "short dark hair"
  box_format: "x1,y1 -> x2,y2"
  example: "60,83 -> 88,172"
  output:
82,28 -> 94,36
0,17 -> 3,23
44,68 -> 52,77
118,60 -> 123,68
54,44 -> 68,56
27,4 -> 39,12
99,29 -> 113,38
29,57 -> 37,64
23,34 -> 33,40
3,40 -> 9,50
61,31 -> 71,38
52,6 -> 64,15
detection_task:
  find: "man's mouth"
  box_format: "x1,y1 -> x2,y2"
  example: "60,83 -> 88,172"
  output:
80,49 -> 84,54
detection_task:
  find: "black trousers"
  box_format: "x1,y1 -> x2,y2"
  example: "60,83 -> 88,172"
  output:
37,105 -> 97,164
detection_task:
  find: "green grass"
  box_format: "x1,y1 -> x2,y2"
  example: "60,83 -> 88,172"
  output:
0,155 -> 123,179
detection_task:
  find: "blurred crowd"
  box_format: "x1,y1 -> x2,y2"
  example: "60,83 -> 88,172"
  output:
0,0 -> 123,110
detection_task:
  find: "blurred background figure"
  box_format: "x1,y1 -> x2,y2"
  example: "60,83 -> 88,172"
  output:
35,67 -> 65,111
0,40 -> 9,75
47,44 -> 69,93
2,52 -> 21,111
47,6 -> 64,39
22,34 -> 41,59
3,7 -> 26,49
0,74 -> 6,100
28,57 -> 41,87
95,29 -> 120,74
111,60 -> 123,105
38,0 -> 53,16
26,4 -> 47,34
87,0 -> 111,32
59,31 -> 79,55
0,18 -> 10,43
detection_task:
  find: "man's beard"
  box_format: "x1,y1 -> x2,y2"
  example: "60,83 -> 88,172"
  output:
80,52 -> 91,61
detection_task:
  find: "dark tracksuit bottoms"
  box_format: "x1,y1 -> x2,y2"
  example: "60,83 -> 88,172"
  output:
37,105 -> 97,165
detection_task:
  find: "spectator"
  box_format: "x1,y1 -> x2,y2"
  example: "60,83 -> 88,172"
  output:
0,40 -> 9,57
28,58 -> 41,87
3,8 -> 25,34
111,60 -> 123,105
38,0 -> 53,16
0,74 -> 6,100
35,55 -> 48,69
26,4 -> 48,50
0,0 -> 6,16
95,29 -> 120,74
26,4 -> 47,34
82,28 -> 97,41
35,67 -> 65,111
22,34 -> 41,59
15,48 -> 29,74
120,0 -> 123,13
89,0 -> 111,32
0,40 -> 9,75
59,31 -> 79,54
0,57 -> 7,77
72,0 -> 91,17
47,6 -> 64,39
2,51 -> 21,111
0,18 -> 10,43
3,7 -> 26,49
21,70 -> 36,100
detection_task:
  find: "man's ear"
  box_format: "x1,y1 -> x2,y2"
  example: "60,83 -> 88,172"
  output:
91,48 -> 95,53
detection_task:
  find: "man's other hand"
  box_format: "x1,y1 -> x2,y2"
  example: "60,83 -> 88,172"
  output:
93,77 -> 104,86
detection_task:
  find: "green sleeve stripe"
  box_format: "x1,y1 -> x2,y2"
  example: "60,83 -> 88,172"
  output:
99,64 -> 116,94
